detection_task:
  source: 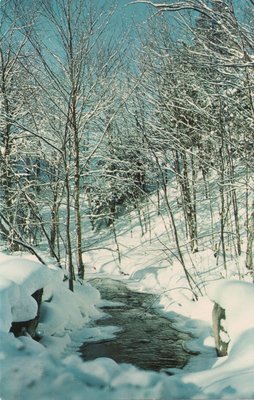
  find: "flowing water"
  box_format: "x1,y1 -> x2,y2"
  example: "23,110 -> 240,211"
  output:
79,278 -> 194,372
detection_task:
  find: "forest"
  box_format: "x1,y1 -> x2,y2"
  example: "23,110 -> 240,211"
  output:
0,1 -> 254,399
1,0 -> 253,290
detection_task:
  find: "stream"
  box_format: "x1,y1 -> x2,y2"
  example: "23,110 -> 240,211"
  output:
79,278 -> 194,372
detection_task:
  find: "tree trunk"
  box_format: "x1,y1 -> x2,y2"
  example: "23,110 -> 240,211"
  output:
246,199 -> 254,278
65,169 -> 75,292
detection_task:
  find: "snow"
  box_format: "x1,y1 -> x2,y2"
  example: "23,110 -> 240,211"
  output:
0,277 -> 20,332
207,279 -> 254,350
0,213 -> 254,399
0,258 -> 52,331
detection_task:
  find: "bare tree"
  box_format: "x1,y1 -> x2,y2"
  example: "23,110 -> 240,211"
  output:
22,0 -> 124,288
132,0 -> 254,281
0,0 -> 40,249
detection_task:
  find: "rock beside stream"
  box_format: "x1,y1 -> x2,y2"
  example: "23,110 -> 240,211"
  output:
10,288 -> 43,339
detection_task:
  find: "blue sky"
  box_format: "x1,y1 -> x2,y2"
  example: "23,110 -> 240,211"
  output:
102,0 -> 149,23
104,0 -> 151,40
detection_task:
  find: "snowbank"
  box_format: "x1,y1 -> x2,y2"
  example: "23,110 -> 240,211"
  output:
190,279 -> 254,398
207,279 -> 254,349
0,257 -> 54,332
0,253 -> 103,356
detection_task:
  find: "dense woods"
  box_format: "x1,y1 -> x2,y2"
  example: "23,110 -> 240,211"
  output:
0,0 -> 253,293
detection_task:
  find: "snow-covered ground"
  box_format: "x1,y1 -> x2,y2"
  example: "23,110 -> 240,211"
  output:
0,188 -> 254,399
1,255 -> 254,398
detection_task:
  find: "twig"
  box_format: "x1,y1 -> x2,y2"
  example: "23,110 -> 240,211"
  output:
0,212 -> 46,265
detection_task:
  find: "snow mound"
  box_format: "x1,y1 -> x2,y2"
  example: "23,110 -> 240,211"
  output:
207,279 -> 254,348
0,258 -> 55,332
0,258 -> 52,292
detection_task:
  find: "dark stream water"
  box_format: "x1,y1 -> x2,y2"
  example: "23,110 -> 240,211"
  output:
79,278 -> 193,372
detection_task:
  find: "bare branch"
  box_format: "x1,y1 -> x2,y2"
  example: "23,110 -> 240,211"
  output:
0,212 -> 46,265
129,0 -> 213,18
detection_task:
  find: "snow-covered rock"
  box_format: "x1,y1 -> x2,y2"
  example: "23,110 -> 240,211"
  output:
0,258 -> 53,332
207,279 -> 254,350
